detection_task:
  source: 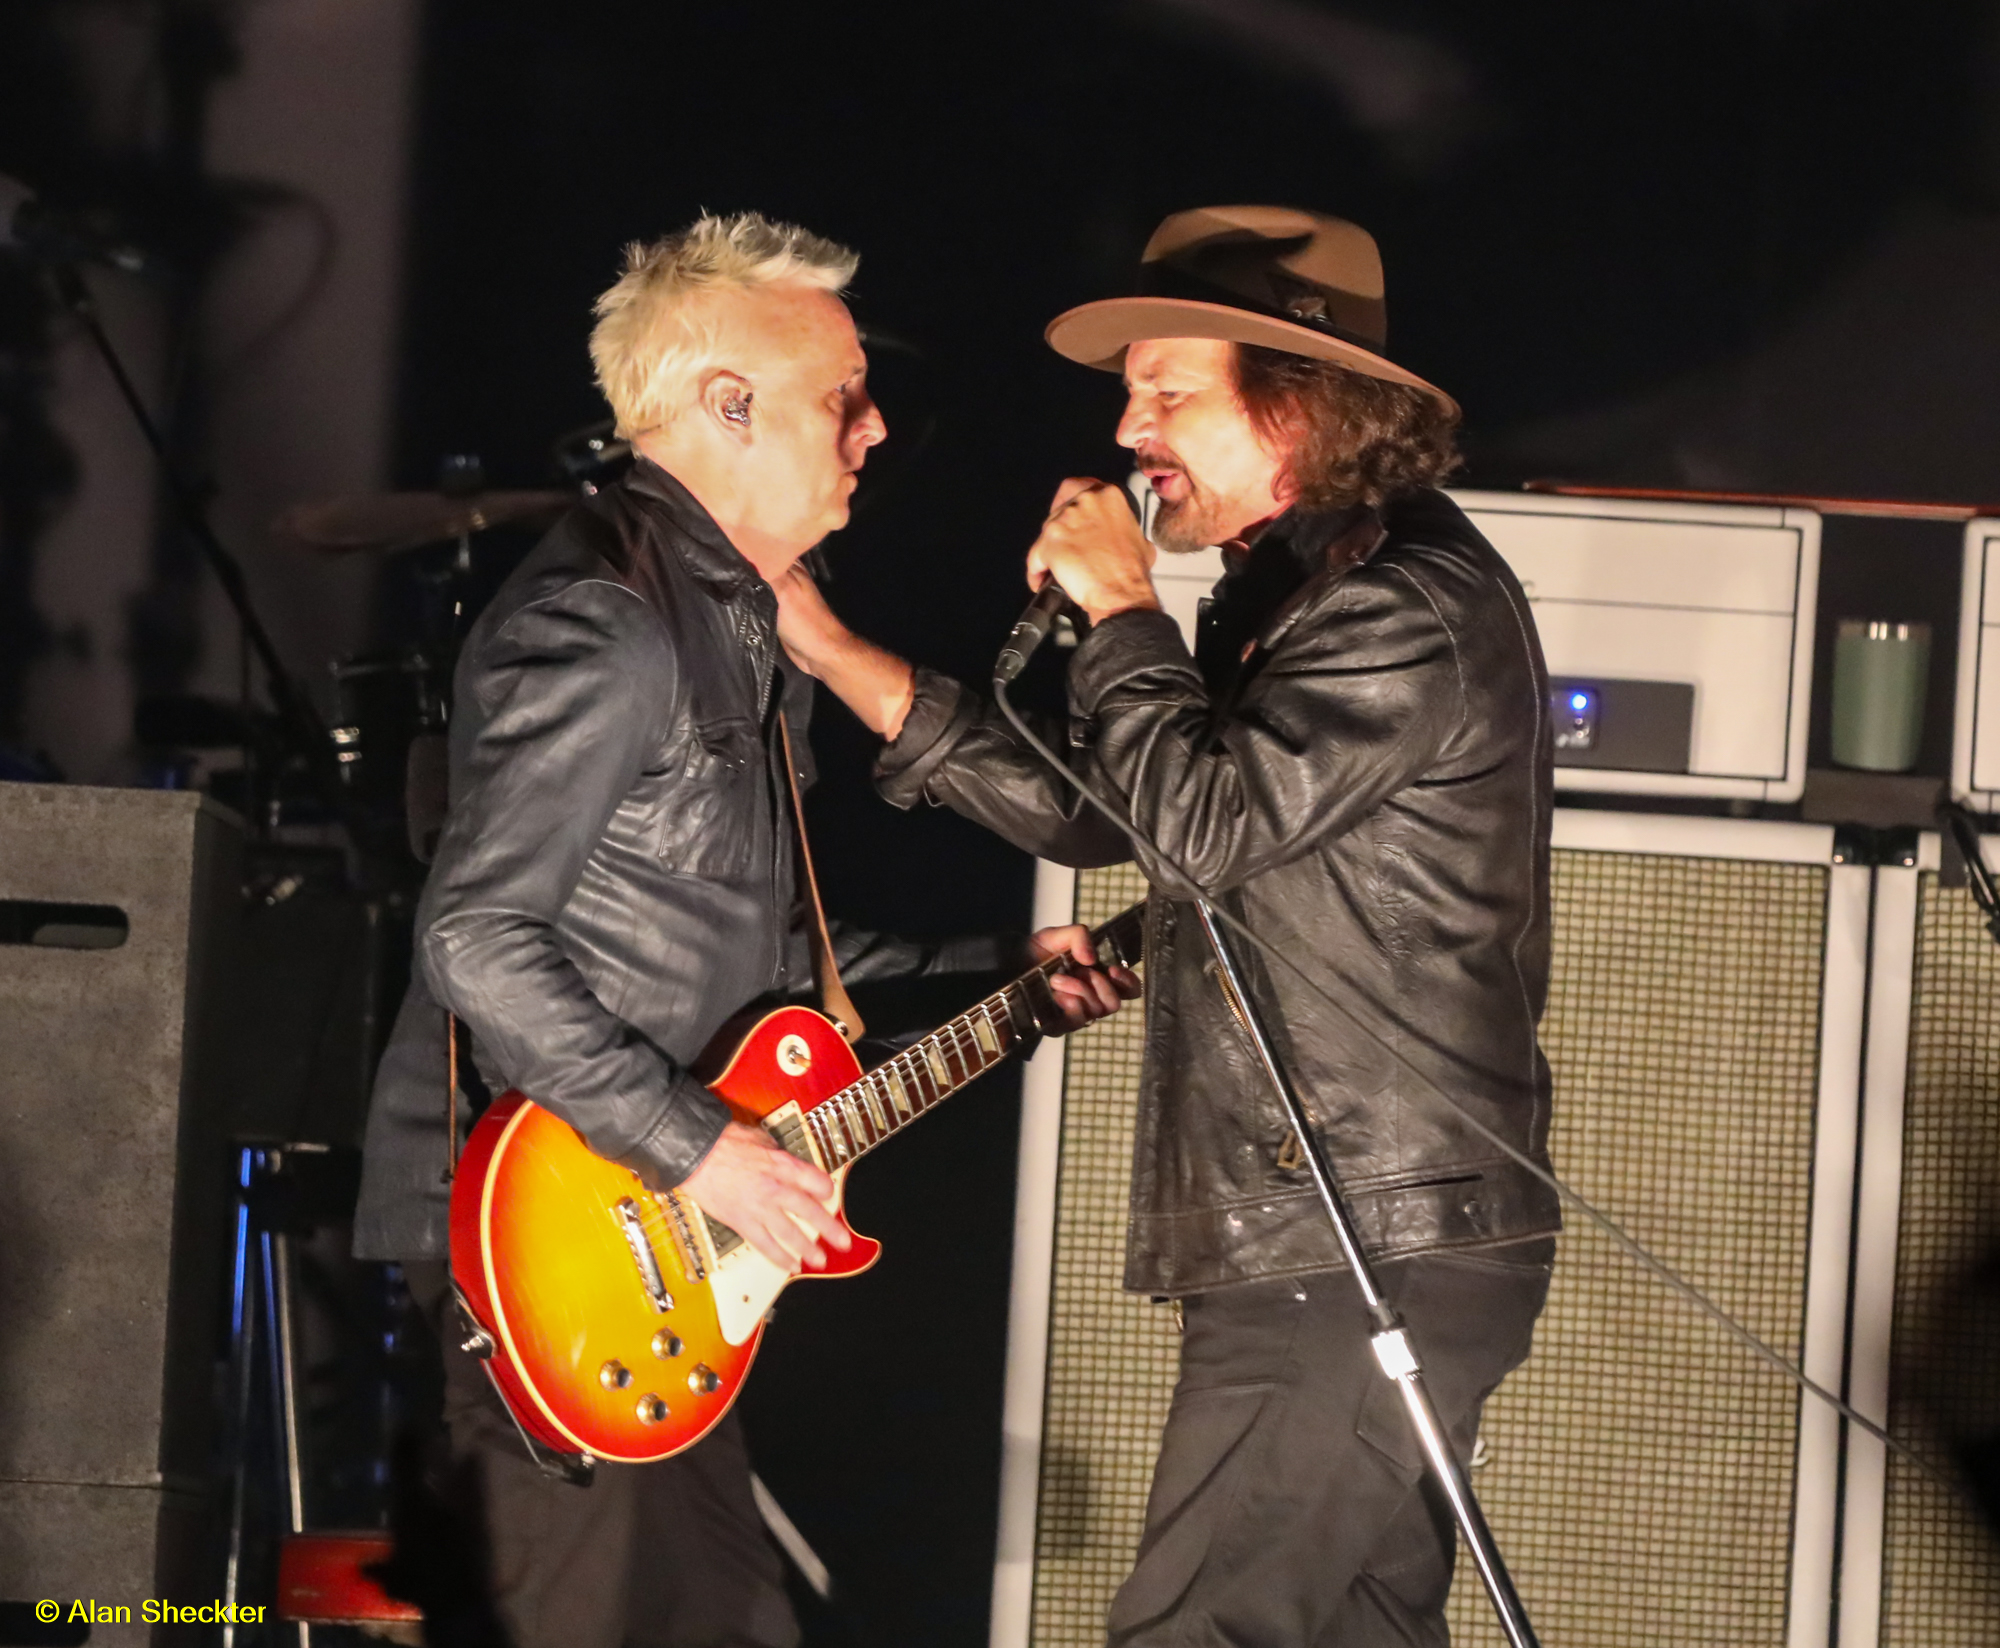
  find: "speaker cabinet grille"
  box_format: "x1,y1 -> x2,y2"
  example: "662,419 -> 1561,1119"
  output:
1022,845 -> 1837,1647
1446,851 -> 1826,1646
1029,862 -> 1175,1647
1881,874 -> 2000,1644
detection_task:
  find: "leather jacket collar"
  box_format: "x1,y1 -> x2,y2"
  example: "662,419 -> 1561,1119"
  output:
624,458 -> 768,600
1199,502 -> 1382,679
1222,501 -> 1381,592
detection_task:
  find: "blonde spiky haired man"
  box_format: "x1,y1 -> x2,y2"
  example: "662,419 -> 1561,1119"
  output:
590,212 -> 858,438
585,211 -> 877,579
352,211 -> 1133,1648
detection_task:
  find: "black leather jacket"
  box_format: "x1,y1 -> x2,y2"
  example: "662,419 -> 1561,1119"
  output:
877,490 -> 1561,1296
353,461 -> 1005,1262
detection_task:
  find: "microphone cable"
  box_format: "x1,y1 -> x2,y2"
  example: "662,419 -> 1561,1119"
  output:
989,594 -> 1942,1483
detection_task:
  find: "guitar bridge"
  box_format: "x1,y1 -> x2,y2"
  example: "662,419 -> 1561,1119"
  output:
658,1190 -> 710,1282
614,1198 -> 675,1311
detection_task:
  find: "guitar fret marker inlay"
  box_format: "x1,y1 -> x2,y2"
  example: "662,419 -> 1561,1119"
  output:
974,1015 -> 1000,1057
926,1044 -> 950,1088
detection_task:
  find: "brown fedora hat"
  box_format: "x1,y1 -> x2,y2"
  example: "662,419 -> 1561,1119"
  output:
1045,204 -> 1454,413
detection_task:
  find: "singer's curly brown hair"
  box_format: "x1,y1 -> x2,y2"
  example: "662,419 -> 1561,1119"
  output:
1232,344 -> 1461,512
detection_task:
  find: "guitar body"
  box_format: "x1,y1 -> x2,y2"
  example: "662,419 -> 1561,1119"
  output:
450,1006 -> 879,1464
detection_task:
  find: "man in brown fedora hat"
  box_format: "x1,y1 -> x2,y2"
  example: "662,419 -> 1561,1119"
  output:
777,205 -> 1559,1644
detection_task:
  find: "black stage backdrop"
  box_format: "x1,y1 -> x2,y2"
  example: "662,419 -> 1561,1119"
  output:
389,4 -> 1998,1641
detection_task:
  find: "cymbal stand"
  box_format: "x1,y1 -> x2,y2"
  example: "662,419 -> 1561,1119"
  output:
1193,901 -> 1542,1648
46,261 -> 352,831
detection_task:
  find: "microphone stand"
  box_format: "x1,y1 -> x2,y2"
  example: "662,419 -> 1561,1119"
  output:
1193,902 -> 1540,1647
991,590 -> 1541,1648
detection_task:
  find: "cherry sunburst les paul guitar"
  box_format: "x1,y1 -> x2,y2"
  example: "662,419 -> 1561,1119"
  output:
449,903 -> 1144,1464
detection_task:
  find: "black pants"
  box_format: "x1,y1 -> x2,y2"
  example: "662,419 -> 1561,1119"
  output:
1107,1240 -> 1554,1648
404,1262 -> 800,1648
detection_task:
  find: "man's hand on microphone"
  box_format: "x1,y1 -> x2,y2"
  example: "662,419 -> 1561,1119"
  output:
1025,479 -> 1162,625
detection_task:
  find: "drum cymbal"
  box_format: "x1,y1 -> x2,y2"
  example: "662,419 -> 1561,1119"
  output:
275,489 -> 570,555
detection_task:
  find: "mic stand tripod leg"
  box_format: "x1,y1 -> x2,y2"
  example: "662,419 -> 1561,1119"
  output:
1192,899 -> 1541,1648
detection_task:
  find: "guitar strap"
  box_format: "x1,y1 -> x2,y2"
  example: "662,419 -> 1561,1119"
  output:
442,1012 -> 491,1179
445,1010 -> 459,1178
778,708 -> 866,1044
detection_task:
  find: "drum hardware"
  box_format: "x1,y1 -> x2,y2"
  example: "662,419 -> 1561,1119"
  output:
552,419 -> 633,495
272,487 -> 568,558
278,454 -> 565,862
326,650 -> 452,863
38,257 -> 353,834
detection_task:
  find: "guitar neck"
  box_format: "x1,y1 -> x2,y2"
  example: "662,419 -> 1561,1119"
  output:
798,903 -> 1144,1171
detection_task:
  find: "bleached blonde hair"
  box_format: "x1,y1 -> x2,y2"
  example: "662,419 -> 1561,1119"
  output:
589,212 -> 859,438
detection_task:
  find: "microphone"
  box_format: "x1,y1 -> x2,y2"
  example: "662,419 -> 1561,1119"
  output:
994,580 -> 1072,686
0,173 -> 151,273
993,480 -> 1151,685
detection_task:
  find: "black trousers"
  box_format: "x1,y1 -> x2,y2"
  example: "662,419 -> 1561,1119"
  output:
1107,1240 -> 1554,1648
404,1262 -> 800,1648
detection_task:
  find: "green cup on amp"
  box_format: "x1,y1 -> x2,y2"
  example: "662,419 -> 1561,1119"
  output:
1830,619 -> 1931,772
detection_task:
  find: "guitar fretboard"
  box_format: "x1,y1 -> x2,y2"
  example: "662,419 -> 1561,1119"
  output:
800,904 -> 1142,1171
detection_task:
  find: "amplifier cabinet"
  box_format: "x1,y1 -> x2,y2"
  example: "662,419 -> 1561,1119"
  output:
993,813 -> 1866,1648
0,784 -> 243,1638
1952,519 -> 2000,809
1841,831 -> 2000,1647
1455,492 -> 1821,803
1138,490 -> 1822,804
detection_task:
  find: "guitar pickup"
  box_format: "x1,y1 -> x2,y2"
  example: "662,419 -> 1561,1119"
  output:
614,1198 -> 676,1310
765,1104 -> 818,1167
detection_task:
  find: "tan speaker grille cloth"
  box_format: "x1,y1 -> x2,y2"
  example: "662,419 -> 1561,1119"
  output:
1881,873 -> 2000,1644
1445,852 -> 1822,1647
1029,852 -> 1827,1647
1031,861 -> 1177,1647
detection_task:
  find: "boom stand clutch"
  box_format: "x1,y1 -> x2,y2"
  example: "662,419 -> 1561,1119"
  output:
1192,901 -> 1541,1647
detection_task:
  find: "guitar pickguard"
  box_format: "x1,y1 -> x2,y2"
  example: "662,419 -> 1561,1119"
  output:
692,1100 -> 851,1347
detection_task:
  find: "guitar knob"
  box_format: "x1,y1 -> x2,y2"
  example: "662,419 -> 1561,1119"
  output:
689,1364 -> 721,1395
599,1360 -> 632,1390
636,1394 -> 668,1424
651,1329 -> 684,1360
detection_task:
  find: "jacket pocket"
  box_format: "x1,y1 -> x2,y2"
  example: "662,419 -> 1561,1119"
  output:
658,716 -> 759,880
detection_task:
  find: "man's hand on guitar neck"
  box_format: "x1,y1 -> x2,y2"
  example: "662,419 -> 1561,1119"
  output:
1032,924 -> 1143,1030
681,1123 -> 853,1273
